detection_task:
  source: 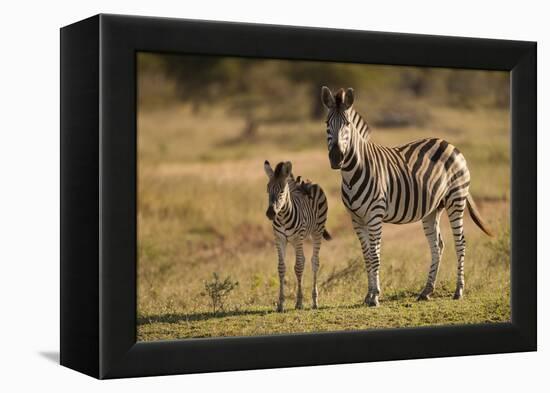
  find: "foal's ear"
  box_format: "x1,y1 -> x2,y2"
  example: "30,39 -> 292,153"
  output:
264,160 -> 274,178
283,161 -> 293,178
321,86 -> 335,109
344,88 -> 354,109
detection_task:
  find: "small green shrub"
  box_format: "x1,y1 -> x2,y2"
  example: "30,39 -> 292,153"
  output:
201,273 -> 239,314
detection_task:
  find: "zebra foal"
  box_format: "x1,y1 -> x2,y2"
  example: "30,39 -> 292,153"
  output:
321,86 -> 493,306
264,160 -> 331,312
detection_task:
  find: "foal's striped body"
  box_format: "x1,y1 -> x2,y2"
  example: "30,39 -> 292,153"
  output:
264,161 -> 330,311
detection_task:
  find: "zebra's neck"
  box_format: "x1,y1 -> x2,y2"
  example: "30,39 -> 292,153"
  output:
277,176 -> 311,223
348,107 -> 371,141
287,175 -> 298,193
341,108 -> 373,181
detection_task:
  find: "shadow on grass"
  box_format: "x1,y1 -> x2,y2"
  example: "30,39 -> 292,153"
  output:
138,303 -> 359,325
138,308 -> 275,325
138,289 -> 462,326
383,289 -> 421,301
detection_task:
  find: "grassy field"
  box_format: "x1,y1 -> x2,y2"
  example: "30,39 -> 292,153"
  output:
137,101 -> 510,341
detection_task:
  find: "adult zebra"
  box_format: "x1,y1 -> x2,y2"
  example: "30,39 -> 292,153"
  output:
264,160 -> 331,312
321,86 -> 492,306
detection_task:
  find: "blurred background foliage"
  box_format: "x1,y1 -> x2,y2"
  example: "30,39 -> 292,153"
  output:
138,52 -> 509,135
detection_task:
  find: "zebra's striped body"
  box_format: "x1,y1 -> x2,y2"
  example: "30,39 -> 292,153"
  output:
321,87 -> 492,306
264,161 -> 331,312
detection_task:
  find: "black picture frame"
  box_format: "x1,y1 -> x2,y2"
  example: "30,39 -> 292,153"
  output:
60,14 -> 536,379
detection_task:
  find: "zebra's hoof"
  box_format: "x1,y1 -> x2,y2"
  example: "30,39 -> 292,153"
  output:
312,303 -> 318,309
277,303 -> 284,313
453,289 -> 463,300
417,288 -> 433,301
417,293 -> 431,301
365,295 -> 379,307
295,302 -> 304,310
367,298 -> 379,307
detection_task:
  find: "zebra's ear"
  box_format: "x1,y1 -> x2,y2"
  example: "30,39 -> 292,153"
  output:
344,88 -> 354,109
283,161 -> 293,178
321,86 -> 335,109
264,160 -> 274,178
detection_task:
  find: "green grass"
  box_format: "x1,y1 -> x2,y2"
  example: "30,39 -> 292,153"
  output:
137,287 -> 509,341
137,100 -> 510,341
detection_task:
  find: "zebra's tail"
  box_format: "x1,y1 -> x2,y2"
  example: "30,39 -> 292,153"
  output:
322,229 -> 332,241
466,194 -> 493,237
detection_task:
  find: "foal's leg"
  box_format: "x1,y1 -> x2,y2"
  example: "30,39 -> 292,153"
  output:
311,233 -> 322,309
294,240 -> 306,309
447,201 -> 467,299
275,235 -> 287,312
418,208 -> 445,300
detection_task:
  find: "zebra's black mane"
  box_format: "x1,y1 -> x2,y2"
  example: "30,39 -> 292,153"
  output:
295,175 -> 317,199
350,108 -> 371,139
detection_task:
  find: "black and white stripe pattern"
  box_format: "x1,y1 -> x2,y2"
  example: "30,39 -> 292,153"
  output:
264,160 -> 331,312
321,86 -> 492,306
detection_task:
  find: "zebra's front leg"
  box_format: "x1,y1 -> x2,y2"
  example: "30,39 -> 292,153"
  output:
366,218 -> 383,307
311,233 -> 322,309
418,208 -> 444,301
353,222 -> 378,307
275,236 -> 287,312
294,241 -> 306,310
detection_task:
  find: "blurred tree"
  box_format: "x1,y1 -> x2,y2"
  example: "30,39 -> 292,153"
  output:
445,70 -> 509,108
399,68 -> 435,97
163,56 -> 313,137
284,62 -> 395,119
163,55 -> 243,111
224,61 -> 310,138
141,53 -> 510,131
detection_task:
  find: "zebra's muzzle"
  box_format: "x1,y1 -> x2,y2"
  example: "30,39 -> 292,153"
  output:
266,206 -> 276,221
329,146 -> 343,169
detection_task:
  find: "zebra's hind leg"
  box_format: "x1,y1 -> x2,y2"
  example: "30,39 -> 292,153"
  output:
311,233 -> 322,309
294,241 -> 306,310
275,236 -> 287,312
418,208 -> 445,301
447,201 -> 467,300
